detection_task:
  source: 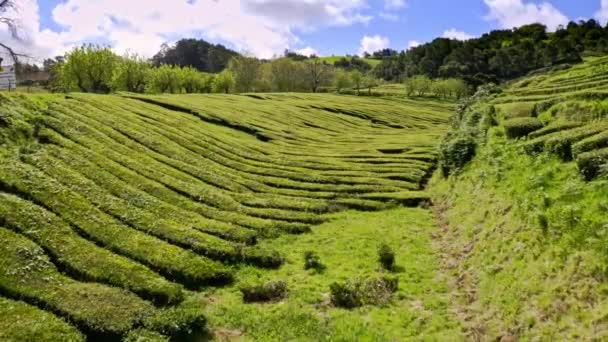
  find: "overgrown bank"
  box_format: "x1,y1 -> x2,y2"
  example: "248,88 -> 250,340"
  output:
429,56 -> 608,340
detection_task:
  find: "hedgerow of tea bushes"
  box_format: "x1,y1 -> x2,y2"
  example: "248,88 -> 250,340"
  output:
503,117 -> 543,139
438,132 -> 478,177
576,147 -> 608,180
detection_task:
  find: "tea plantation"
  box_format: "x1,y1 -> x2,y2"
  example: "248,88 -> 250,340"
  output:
0,92 -> 455,340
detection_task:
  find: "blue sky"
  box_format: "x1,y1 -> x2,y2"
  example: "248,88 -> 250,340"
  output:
5,0 -> 607,61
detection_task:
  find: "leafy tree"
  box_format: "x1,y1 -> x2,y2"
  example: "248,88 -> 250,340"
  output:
212,70 -> 235,94
412,75 -> 432,97
111,54 -> 150,93
179,67 -> 212,93
270,58 -> 305,92
228,56 -> 260,93
351,70 -> 363,95
362,76 -> 378,95
334,70 -> 351,92
151,38 -> 238,73
58,45 -> 119,93
145,65 -> 182,93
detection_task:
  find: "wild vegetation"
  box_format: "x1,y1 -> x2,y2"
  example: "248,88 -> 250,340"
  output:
430,55 -> 608,340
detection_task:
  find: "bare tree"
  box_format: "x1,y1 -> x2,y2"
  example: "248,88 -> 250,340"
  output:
305,58 -> 332,93
0,0 -> 27,64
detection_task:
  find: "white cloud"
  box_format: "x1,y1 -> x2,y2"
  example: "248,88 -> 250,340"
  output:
596,0 -> 608,26
1,0 -> 374,61
484,0 -> 569,31
442,28 -> 475,41
379,12 -> 400,21
384,0 -> 407,10
407,40 -> 422,50
359,35 -> 390,56
243,0 -> 372,28
295,46 -> 319,57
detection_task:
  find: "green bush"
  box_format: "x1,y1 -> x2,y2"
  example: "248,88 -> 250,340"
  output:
0,228 -> 154,338
330,276 -> 399,309
304,251 -> 325,271
503,117 -> 543,139
576,147 -> 608,181
572,130 -> 608,157
528,121 -> 583,138
240,280 -> 288,303
0,296 -> 85,342
0,192 -> 184,305
545,126 -> 608,161
438,132 -> 477,177
123,329 -> 169,342
378,243 -> 396,271
142,296 -> 206,340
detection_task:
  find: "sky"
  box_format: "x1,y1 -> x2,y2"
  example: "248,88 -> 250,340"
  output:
0,0 -> 606,64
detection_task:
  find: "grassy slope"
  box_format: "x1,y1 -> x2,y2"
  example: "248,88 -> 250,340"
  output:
429,56 -> 608,340
204,208 -> 460,341
0,92 -> 456,340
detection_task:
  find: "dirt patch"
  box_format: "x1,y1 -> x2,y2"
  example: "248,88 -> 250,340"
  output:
431,200 -> 487,341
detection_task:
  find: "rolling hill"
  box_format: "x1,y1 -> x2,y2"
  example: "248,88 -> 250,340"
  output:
0,92 -> 454,340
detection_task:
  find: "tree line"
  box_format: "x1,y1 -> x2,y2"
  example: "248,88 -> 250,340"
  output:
374,20 -> 608,86
45,45 -> 387,95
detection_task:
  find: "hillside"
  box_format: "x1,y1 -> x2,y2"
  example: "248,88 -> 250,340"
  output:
0,92 -> 456,340
429,56 -> 608,340
3,55 -> 608,341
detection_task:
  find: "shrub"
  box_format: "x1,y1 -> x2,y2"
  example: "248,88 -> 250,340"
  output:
240,280 -> 288,303
572,130 -> 608,157
378,243 -> 396,271
330,276 -> 399,309
503,117 -> 543,139
576,147 -> 608,181
142,297 -> 206,340
304,251 -> 325,271
545,126 -> 608,161
528,121 -> 583,138
438,132 -> 477,177
123,329 -> 169,342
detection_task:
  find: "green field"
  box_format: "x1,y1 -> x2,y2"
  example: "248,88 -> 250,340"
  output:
319,56 -> 382,67
0,92 -> 455,340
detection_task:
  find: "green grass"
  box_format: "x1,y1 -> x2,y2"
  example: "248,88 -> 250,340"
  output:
427,55 -> 608,340
202,208 -> 461,341
429,132 -> 608,340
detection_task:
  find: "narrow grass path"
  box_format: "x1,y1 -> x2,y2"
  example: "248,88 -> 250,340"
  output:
203,208 -> 462,341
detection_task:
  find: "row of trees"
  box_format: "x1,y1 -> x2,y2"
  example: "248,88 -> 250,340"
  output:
51,46 -> 233,94
404,76 -> 469,99
374,20 -> 608,86
49,45 -> 387,95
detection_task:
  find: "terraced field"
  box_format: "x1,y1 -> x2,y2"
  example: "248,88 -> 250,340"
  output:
490,56 -> 608,181
0,92 -> 453,340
